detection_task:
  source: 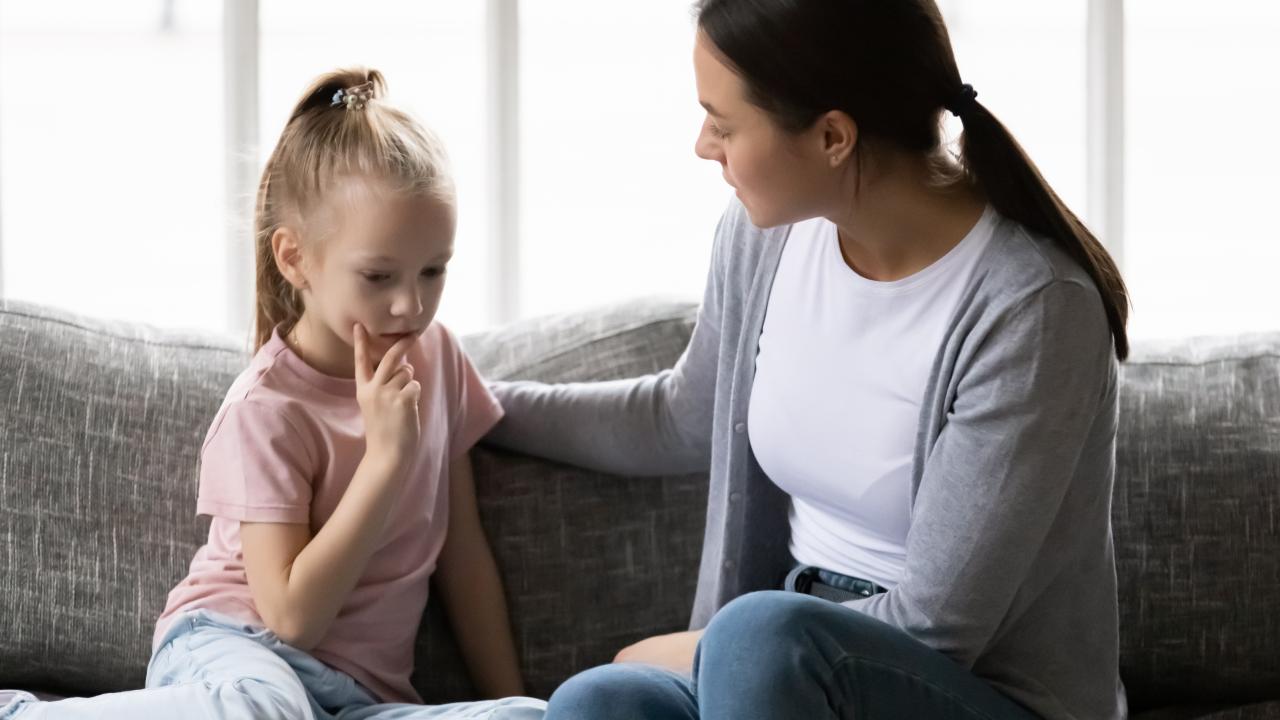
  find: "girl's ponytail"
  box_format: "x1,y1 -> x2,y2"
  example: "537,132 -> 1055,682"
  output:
290,68 -> 387,120
250,67 -> 448,351
252,144 -> 299,352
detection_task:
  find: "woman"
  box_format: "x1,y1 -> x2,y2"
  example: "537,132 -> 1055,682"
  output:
486,1 -> 1129,718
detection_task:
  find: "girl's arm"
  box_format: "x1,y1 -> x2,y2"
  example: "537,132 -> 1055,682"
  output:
241,327 -> 422,650
240,452 -> 405,650
434,451 -> 526,698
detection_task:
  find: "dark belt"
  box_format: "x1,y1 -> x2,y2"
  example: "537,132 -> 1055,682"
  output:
784,565 -> 890,604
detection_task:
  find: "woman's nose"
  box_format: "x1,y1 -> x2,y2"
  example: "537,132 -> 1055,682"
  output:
694,124 -> 720,162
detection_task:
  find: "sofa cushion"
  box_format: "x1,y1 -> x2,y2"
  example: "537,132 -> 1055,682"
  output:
1115,332 -> 1280,709
0,297 -> 706,702
422,297 -> 708,700
7,293 -> 1280,709
0,300 -> 246,696
1133,700 -> 1280,719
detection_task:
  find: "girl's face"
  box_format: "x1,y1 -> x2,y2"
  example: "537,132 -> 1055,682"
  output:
692,31 -> 845,228
288,179 -> 456,374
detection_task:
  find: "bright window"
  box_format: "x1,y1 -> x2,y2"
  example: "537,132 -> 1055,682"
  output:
2,2 -> 1275,343
258,0 -> 490,334
1125,0 -> 1280,340
0,2 -> 225,331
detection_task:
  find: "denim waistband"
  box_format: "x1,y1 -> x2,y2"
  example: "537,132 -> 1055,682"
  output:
784,565 -> 890,600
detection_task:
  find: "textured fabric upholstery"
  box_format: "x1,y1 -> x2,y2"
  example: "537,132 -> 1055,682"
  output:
0,298 -> 705,702
3,297 -> 1278,718
1115,333 -> 1280,711
1133,701 -> 1280,720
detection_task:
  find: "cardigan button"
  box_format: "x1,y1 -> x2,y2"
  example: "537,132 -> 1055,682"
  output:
723,559 -> 736,570
733,422 -> 746,434
729,492 -> 742,503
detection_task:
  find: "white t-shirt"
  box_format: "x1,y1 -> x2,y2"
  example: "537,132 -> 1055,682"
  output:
749,206 -> 997,588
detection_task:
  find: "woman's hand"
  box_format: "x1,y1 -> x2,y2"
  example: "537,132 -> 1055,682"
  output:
614,629 -> 705,675
354,323 -> 421,468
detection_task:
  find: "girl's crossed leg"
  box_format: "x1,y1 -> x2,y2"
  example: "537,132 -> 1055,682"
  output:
3,611 -> 544,720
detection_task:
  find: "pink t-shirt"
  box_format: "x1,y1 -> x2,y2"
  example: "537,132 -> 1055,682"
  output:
154,322 -> 503,704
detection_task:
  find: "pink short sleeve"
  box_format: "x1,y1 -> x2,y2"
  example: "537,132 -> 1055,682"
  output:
196,399 -> 315,524
445,332 -> 505,461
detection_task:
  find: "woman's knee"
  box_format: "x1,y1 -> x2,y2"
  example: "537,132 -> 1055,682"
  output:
547,663 -> 694,720
702,590 -> 821,656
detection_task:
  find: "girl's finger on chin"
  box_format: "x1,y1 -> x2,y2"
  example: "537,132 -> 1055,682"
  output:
352,324 -> 372,382
375,335 -> 416,380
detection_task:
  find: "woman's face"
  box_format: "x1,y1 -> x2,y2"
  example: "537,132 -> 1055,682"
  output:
692,31 -> 844,228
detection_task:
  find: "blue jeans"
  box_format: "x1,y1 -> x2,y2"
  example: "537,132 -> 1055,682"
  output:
545,590 -> 1039,720
1,610 -> 545,720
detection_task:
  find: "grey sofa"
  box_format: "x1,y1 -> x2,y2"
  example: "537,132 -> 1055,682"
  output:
0,297 -> 1277,718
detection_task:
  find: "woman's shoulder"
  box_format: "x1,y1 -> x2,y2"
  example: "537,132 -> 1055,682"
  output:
964,214 -> 1114,364
976,213 -> 1106,314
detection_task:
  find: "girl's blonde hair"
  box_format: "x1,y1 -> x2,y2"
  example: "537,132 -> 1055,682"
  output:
253,67 -> 452,351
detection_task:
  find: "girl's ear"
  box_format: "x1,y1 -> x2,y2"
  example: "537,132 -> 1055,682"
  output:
272,226 -> 310,291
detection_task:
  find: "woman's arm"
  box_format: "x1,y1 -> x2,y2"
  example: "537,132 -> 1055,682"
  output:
434,451 -> 526,698
843,279 -> 1116,667
483,205 -> 743,478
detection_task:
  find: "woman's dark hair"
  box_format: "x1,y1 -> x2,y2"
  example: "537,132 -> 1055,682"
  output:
695,0 -> 1130,360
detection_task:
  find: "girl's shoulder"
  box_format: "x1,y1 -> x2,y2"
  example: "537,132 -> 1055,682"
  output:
414,320 -> 477,378
200,341 -> 318,454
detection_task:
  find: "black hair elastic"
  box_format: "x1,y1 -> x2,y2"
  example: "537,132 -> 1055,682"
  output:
944,83 -> 979,118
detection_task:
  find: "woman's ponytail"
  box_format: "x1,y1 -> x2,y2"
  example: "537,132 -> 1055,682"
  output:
696,0 -> 1131,361
955,99 -> 1130,359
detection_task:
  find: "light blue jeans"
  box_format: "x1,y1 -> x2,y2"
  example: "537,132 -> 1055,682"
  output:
544,590 -> 1040,720
1,610 -> 546,720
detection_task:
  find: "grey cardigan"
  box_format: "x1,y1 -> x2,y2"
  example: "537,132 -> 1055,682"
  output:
486,199 -> 1126,719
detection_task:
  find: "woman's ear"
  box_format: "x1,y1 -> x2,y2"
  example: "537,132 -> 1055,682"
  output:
819,110 -> 858,168
271,226 -> 310,291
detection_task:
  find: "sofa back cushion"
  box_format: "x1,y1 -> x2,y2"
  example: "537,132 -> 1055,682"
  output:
0,300 -> 244,695
1115,333 -> 1280,708
7,296 -> 1279,707
0,298 -> 707,701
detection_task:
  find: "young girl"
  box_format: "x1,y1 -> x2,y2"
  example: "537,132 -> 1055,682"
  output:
1,68 -> 546,720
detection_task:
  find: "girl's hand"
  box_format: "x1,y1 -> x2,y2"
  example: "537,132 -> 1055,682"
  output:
353,323 -> 421,468
613,629 -> 705,674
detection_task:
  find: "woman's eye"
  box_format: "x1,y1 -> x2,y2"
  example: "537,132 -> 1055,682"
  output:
421,267 -> 446,279
361,272 -> 390,284
709,122 -> 729,139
